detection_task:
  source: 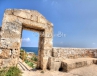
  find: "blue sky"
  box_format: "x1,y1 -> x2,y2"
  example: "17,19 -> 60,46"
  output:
0,0 -> 97,48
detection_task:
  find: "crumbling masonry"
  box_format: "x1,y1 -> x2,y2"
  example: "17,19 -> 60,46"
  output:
0,9 -> 97,71
0,9 -> 53,70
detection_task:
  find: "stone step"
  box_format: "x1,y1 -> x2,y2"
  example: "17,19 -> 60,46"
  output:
18,63 -> 25,71
61,58 -> 97,72
17,63 -> 24,71
19,59 -> 32,71
18,61 -> 28,71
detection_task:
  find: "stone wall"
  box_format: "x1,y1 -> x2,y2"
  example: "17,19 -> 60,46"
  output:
0,21 -> 22,68
52,47 -> 97,59
48,47 -> 97,71
0,9 -> 53,70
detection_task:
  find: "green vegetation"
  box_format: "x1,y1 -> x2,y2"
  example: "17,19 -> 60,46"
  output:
20,49 -> 27,62
0,68 -> 7,76
20,49 -> 38,69
25,61 -> 34,68
6,67 -> 22,76
0,67 -> 22,76
24,56 -> 37,68
31,56 -> 38,61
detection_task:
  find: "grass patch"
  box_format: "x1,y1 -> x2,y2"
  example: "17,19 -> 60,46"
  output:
0,69 -> 7,76
0,66 -> 22,76
31,56 -> 38,61
25,60 -> 34,68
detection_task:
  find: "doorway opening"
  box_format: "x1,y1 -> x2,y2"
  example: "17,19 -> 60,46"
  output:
20,30 -> 39,69
1,9 -> 53,70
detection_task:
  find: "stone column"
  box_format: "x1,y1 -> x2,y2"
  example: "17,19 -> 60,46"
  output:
37,25 -> 53,70
0,21 -> 22,67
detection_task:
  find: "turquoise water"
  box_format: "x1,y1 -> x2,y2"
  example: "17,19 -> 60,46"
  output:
21,47 -> 38,55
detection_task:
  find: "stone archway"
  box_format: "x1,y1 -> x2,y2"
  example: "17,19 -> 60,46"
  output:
0,9 -> 53,70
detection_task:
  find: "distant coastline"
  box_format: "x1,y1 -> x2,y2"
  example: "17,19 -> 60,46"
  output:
21,47 -> 38,55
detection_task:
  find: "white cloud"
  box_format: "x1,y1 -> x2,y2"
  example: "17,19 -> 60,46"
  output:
92,43 -> 96,45
22,38 -> 30,42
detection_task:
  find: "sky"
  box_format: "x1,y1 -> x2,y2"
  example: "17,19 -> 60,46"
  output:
0,0 -> 97,48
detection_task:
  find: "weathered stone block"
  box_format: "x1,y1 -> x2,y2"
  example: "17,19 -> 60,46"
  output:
1,38 -> 21,48
0,9 -> 53,70
48,57 -> 61,71
61,58 -> 95,72
2,15 -> 18,23
42,57 -> 49,70
13,9 -> 31,19
4,9 -> 13,15
31,15 -> 38,22
38,16 -> 47,24
0,49 -> 11,59
39,37 -> 53,50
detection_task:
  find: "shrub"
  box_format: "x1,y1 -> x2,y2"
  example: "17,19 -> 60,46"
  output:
0,67 -> 22,76
5,66 -> 22,76
27,62 -> 34,68
25,59 -> 29,63
0,69 -> 7,76
31,56 -> 38,61
20,49 -> 27,61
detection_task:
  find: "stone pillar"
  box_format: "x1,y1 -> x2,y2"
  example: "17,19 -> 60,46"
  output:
0,21 -> 22,67
37,25 -> 53,70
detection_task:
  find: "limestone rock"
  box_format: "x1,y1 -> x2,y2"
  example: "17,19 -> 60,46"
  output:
48,57 -> 61,71
0,9 -> 53,70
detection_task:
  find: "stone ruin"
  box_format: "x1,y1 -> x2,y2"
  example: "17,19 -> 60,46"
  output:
0,9 -> 53,70
0,9 -> 97,71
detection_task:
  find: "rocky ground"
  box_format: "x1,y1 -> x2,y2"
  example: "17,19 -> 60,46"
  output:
18,59 -> 97,76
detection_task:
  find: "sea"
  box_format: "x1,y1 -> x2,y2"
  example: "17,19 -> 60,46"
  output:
21,47 -> 38,55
